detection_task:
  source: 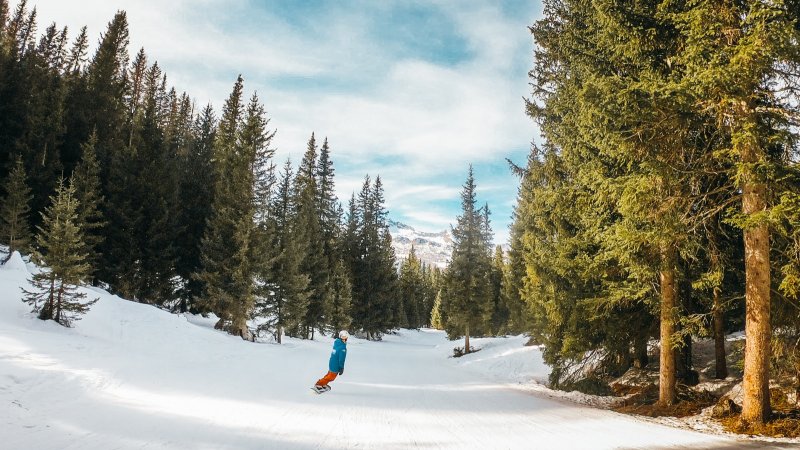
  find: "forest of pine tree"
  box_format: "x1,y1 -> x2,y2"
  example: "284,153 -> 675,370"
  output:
0,1 -> 454,341
513,0 -> 800,427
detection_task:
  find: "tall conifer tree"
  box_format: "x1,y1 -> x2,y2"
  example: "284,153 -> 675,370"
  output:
671,0 -> 800,424
196,76 -> 266,339
442,166 -> 493,353
23,179 -> 96,326
0,156 -> 32,257
70,131 -> 105,277
175,105 -> 216,310
293,133 -> 331,338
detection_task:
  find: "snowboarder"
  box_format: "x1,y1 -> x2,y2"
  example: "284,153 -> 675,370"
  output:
312,330 -> 349,394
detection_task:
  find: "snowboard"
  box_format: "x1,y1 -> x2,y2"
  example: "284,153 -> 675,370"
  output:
311,385 -> 331,394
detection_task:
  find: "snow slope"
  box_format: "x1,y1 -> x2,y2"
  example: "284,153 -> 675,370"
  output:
0,254 -> 788,449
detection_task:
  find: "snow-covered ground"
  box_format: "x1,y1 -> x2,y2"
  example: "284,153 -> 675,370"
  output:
0,253 -> 790,449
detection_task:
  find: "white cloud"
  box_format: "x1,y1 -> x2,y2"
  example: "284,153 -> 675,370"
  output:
20,0 -> 538,241
398,209 -> 455,230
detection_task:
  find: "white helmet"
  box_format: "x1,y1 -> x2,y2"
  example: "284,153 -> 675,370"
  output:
339,330 -> 350,340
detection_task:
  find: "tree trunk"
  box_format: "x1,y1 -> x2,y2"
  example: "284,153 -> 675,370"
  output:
676,334 -> 695,384
659,247 -> 677,406
465,325 -> 470,354
713,287 -> 728,379
277,325 -> 283,344
740,153 -> 772,424
633,333 -> 648,369
40,276 -> 56,321
55,284 -> 64,325
232,317 -> 251,341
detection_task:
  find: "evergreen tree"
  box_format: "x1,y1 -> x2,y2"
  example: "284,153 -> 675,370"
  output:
523,0 -> 709,402
671,0 -> 800,424
0,0 -> 8,56
430,290 -> 444,330
175,105 -> 216,310
442,166 -> 493,353
85,11 -> 128,169
293,133 -> 332,338
503,186 -> 529,335
317,137 -> 340,258
59,26 -> 91,178
22,179 -> 96,326
195,76 -> 264,339
399,246 -> 425,329
90,12 -> 131,288
345,175 -> 399,339
0,156 -> 32,257
1,8 -> 67,225
488,245 -> 509,335
328,259 -> 353,335
70,131 -> 105,277
420,264 -> 440,328
255,160 -> 310,343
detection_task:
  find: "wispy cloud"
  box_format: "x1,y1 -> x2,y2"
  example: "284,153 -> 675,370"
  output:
24,0 -> 539,244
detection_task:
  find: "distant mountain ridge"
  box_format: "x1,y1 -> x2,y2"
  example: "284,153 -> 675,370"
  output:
388,220 -> 452,269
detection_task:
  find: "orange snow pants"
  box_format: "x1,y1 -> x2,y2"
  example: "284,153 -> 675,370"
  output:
316,371 -> 338,387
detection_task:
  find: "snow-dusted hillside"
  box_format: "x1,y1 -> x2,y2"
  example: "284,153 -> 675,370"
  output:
389,220 -> 452,268
0,251 -> 789,449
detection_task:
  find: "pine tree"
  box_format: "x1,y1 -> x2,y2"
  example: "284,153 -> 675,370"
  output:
442,166 -> 493,353
0,156 -> 32,257
175,104 -> 216,310
89,12 -> 131,288
195,76 -> 256,339
195,79 -> 275,339
255,160 -> 310,343
70,131 -> 105,277
4,10 -> 67,226
293,133 -> 331,339
670,0 -> 800,424
59,26 -> 90,177
317,137 -> 340,254
523,0 -> 710,401
22,179 -> 96,326
488,245 -> 509,335
430,290 -> 444,330
399,246 -> 425,329
85,11 -> 128,169
0,0 -> 9,57
328,259 -> 353,335
345,175 -> 399,339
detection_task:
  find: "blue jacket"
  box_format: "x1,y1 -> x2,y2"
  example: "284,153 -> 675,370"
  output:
328,338 -> 347,373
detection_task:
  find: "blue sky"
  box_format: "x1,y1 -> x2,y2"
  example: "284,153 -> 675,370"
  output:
29,0 -> 541,244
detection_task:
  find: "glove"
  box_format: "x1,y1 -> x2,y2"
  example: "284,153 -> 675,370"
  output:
338,369 -> 344,375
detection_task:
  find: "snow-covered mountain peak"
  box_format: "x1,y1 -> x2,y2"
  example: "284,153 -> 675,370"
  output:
389,220 -> 452,269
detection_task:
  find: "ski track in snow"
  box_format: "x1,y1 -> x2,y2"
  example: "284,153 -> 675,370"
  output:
0,255 -> 795,449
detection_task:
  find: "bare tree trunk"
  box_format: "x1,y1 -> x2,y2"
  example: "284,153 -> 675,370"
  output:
740,153 -> 771,424
659,246 -> 677,406
713,287 -> 728,379
55,284 -> 64,324
277,325 -> 283,344
465,325 -> 470,354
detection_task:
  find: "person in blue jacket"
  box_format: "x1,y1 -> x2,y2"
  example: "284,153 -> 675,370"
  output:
314,330 -> 349,391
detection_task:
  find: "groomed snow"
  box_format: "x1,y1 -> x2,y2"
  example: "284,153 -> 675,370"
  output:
0,256 -> 788,449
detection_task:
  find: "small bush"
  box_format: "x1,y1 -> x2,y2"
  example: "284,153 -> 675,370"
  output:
452,346 -> 481,358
